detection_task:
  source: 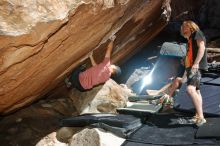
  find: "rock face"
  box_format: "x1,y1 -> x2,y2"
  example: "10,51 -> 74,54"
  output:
198,0 -> 220,41
0,0 -> 170,114
170,0 -> 220,41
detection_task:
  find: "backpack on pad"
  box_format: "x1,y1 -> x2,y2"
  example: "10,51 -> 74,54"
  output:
160,42 -> 186,58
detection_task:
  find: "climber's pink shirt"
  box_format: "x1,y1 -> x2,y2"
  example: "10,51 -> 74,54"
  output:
79,57 -> 111,89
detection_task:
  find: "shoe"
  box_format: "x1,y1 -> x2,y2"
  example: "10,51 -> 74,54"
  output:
162,95 -> 174,106
159,94 -> 168,103
196,118 -> 206,127
188,115 -> 199,123
64,77 -> 72,88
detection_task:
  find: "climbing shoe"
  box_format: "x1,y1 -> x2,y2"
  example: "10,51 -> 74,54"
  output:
196,118 -> 207,127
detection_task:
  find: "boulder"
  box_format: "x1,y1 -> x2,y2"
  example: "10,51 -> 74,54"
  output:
36,132 -> 67,146
0,0 -> 170,114
68,128 -> 125,146
56,127 -> 83,143
69,79 -> 134,114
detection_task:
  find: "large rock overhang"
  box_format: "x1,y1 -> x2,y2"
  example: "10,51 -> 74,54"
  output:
0,0 -> 170,114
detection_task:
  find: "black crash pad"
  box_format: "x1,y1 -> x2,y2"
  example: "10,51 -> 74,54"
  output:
174,84 -> 220,116
128,94 -> 163,102
205,77 -> 220,86
60,113 -> 142,138
124,113 -> 220,145
117,103 -> 162,117
196,118 -> 220,139
122,141 -> 158,146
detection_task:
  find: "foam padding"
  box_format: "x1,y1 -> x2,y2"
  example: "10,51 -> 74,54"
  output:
125,113 -> 220,145
117,103 -> 162,117
196,118 -> 220,139
61,113 -> 141,128
122,141 -> 158,146
61,113 -> 143,138
174,84 -> 220,116
206,77 -> 220,86
201,77 -> 215,83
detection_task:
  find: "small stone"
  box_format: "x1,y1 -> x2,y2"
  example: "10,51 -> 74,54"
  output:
41,103 -> 53,108
56,127 -> 82,143
16,118 -> 22,123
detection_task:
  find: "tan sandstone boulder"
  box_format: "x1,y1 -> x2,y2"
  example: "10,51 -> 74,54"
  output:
70,79 -> 134,114
0,0 -> 170,114
68,128 -> 125,146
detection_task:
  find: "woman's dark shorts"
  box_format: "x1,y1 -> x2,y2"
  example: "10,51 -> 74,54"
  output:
186,68 -> 201,90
